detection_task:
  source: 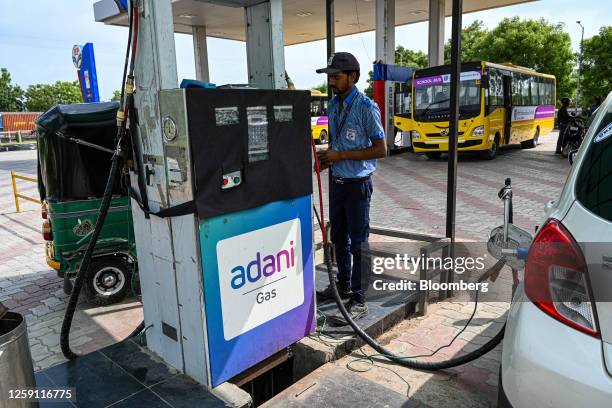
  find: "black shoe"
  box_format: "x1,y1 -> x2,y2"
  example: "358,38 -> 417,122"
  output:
346,298 -> 368,320
317,282 -> 351,301
555,151 -> 562,154
327,298 -> 368,326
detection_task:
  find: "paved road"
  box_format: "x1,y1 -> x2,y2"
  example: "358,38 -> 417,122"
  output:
0,149 -> 39,213
0,132 -> 569,406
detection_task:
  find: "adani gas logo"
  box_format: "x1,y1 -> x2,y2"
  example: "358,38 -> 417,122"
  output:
229,240 -> 296,289
216,218 -> 305,340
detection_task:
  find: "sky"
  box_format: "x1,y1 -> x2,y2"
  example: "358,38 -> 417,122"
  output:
0,0 -> 609,101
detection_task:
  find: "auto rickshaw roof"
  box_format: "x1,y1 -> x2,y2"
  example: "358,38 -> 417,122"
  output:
36,102 -> 120,135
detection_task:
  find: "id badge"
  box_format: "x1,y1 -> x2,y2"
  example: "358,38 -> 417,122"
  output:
346,128 -> 357,141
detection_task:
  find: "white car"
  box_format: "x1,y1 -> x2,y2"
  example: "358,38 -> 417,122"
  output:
499,93 -> 612,408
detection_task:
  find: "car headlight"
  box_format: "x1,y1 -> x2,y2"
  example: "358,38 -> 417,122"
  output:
412,131 -> 421,140
472,126 -> 485,137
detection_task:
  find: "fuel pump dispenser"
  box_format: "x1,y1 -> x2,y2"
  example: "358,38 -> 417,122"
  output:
153,88 -> 315,386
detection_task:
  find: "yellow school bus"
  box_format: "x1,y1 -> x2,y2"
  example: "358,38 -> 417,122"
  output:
310,90 -> 329,144
396,61 -> 556,159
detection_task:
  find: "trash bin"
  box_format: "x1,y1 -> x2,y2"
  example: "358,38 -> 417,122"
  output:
0,312 -> 38,408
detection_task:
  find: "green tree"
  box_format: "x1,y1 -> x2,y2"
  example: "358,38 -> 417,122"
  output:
580,26 -> 612,107
0,68 -> 24,111
365,46 -> 428,98
394,46 -> 429,68
441,18 -> 574,101
444,20 -> 488,63
313,81 -> 327,93
111,90 -> 122,101
479,17 -> 575,100
25,81 -> 82,112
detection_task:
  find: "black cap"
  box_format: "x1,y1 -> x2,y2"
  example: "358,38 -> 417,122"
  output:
316,52 -> 360,74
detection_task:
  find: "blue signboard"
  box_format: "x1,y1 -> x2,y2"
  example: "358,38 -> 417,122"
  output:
75,43 -> 100,103
373,63 -> 414,82
199,196 -> 315,386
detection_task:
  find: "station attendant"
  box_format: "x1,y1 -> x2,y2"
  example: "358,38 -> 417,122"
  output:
315,52 -> 387,320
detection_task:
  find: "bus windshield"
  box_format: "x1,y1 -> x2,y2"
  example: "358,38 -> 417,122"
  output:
311,96 -> 328,117
413,70 -> 482,120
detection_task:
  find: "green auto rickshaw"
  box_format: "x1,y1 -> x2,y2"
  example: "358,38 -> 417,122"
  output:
36,102 -> 138,306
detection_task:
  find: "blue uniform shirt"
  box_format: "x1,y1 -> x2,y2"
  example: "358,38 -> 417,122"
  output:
328,87 -> 385,178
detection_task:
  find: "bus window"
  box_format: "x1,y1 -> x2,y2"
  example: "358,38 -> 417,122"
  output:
460,81 -> 480,107
413,70 -> 482,120
530,78 -> 539,105
538,79 -> 547,105
542,79 -> 553,105
311,98 -> 327,116
521,75 -> 530,106
512,74 -> 522,106
489,70 -> 503,107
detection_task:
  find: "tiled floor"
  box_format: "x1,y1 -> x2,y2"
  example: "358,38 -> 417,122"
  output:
35,339 -> 231,408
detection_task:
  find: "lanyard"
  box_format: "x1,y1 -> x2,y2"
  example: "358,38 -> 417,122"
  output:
333,95 -> 357,141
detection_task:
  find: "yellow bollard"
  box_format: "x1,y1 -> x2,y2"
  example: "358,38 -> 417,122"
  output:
11,170 -> 20,213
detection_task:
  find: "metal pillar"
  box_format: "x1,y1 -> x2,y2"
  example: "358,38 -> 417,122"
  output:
428,0 -> 445,66
132,0 -> 210,385
192,25 -> 210,83
245,0 -> 286,89
445,0 -> 462,298
326,0 -> 335,99
375,0 -> 395,152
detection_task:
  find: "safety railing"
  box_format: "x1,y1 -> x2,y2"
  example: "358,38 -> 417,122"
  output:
10,171 -> 40,213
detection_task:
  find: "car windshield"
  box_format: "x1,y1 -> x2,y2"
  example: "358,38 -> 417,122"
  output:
413,71 -> 482,120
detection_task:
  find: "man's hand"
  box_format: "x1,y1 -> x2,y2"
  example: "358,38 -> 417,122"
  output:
313,161 -> 330,172
317,149 -> 342,167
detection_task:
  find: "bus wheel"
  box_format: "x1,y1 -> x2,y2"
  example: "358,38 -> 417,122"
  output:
521,128 -> 539,149
425,152 -> 442,160
482,135 -> 499,160
84,257 -> 132,306
318,130 -> 328,144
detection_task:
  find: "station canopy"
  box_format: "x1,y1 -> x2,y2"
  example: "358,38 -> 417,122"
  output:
95,0 -> 535,46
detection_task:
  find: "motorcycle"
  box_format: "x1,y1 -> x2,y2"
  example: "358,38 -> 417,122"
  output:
561,116 -> 586,158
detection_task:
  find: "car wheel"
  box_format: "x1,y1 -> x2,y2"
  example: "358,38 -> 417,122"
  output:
84,257 -> 132,306
425,152 -> 442,160
482,135 -> 499,160
561,141 -> 579,158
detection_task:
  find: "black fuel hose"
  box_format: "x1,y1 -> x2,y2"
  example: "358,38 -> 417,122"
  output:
312,138 -> 505,370
60,151 -> 122,359
60,0 -> 142,359
322,246 -> 505,370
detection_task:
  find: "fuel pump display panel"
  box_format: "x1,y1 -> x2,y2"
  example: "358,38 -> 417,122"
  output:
185,88 -> 312,219
200,196 -> 314,386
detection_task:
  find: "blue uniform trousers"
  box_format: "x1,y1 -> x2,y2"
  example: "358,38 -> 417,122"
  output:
329,177 -> 373,304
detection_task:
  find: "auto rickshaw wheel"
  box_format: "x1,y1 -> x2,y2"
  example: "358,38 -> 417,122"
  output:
84,257 -> 132,306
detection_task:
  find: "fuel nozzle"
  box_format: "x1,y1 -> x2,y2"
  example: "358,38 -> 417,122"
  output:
498,177 -> 512,200
498,178 -> 513,244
